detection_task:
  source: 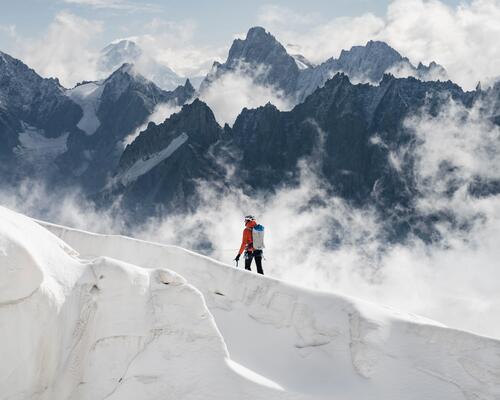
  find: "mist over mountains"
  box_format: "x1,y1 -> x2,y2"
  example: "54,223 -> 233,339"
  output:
1,25 -> 499,242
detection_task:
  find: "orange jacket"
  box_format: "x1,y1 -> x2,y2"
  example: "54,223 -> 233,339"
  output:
238,220 -> 256,255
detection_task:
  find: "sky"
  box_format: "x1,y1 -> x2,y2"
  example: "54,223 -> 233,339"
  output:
1,0 -> 464,50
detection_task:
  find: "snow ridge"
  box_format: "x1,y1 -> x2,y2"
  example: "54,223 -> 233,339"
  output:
2,205 -> 499,400
40,217 -> 500,400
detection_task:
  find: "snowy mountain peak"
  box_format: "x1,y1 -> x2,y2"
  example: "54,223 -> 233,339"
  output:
99,39 -> 142,73
98,39 -> 188,91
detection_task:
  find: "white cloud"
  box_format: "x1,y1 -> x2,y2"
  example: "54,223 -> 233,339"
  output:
0,24 -> 17,38
199,63 -> 294,125
5,13 -> 221,89
63,0 -> 160,12
14,12 -> 102,87
122,102 -> 181,147
258,5 -> 385,63
259,0 -> 500,90
131,19 -> 226,80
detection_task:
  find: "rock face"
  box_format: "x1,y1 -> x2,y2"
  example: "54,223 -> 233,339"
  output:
0,51 -> 82,137
0,51 -> 82,179
200,27 -> 448,104
201,27 -> 301,98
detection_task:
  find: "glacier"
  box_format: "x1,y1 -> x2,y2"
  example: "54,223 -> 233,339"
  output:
1,205 -> 500,399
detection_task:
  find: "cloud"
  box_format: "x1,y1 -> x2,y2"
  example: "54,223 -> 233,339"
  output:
5,12 -> 221,89
63,0 -> 160,12
0,24 -> 17,38
122,101 -> 182,147
258,4 -> 385,63
199,63 -> 294,125
259,0 -> 500,90
130,19 -> 226,80
12,12 -> 102,87
97,18 -> 226,86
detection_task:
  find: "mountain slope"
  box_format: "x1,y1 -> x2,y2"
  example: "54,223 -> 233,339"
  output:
59,64 -> 195,191
105,98 -> 227,214
2,208 -> 490,400
0,51 -> 82,178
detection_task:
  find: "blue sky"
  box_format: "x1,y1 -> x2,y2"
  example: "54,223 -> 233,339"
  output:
0,0 -> 466,52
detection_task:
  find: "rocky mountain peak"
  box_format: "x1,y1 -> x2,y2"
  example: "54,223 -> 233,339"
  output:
226,26 -> 296,71
183,78 -> 194,92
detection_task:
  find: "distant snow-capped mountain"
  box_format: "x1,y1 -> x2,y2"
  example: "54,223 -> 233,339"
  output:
98,39 -> 204,91
201,27 -> 448,103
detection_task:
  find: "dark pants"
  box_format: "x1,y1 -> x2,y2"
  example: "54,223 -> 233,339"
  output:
245,250 -> 264,275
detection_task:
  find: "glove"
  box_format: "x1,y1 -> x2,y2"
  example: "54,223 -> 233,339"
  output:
234,254 -> 240,262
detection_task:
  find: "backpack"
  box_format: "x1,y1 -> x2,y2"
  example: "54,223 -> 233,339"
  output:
252,224 -> 265,250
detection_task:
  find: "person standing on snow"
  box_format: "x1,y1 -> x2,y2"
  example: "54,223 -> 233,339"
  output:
234,215 -> 265,275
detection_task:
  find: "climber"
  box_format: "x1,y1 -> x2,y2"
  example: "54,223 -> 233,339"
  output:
234,215 -> 265,275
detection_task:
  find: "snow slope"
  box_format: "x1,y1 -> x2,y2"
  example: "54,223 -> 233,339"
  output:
0,206 -> 304,400
2,205 -> 500,399
66,82 -> 104,136
118,132 -> 189,186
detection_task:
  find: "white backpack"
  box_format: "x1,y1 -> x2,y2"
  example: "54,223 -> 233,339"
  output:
252,224 -> 265,250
